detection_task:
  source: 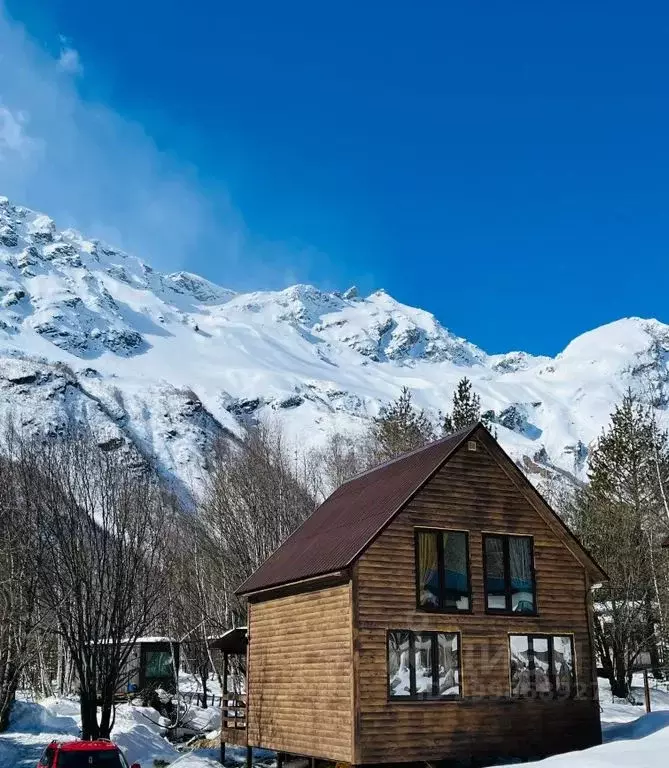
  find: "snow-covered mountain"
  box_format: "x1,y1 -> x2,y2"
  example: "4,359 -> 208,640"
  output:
0,195 -> 667,496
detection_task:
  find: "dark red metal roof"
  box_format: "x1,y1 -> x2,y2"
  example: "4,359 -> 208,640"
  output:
236,424 -> 478,595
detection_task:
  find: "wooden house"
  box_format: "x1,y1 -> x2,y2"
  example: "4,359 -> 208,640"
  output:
233,423 -> 607,766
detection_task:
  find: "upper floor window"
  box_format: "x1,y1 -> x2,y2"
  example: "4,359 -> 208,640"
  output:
388,630 -> 461,699
415,529 -> 470,612
483,534 -> 536,614
510,634 -> 575,697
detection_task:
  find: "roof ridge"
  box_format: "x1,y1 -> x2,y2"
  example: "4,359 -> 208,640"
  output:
235,422 -> 606,597
341,422 -> 480,484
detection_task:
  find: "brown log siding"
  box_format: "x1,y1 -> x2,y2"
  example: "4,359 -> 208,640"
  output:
353,438 -> 602,763
247,584 -> 354,762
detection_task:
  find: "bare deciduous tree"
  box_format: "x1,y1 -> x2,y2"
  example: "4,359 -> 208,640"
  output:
368,387 -> 435,462
0,445 -> 45,731
313,431 -> 371,495
18,430 -> 179,739
200,421 -> 316,624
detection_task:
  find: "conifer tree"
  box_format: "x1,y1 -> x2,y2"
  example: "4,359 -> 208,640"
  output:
442,377 -> 492,433
452,377 -> 481,430
369,387 -> 435,461
571,390 -> 669,697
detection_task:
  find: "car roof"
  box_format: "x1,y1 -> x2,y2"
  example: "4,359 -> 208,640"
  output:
55,740 -> 118,751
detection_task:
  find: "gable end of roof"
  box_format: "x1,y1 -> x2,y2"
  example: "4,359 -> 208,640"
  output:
236,422 -> 607,596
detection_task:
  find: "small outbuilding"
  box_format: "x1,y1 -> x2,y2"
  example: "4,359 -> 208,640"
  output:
118,637 -> 180,695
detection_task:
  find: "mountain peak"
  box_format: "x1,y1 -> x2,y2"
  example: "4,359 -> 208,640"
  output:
0,194 -> 668,493
164,271 -> 236,304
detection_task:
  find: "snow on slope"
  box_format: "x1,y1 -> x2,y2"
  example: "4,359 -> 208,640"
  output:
0,195 -> 668,495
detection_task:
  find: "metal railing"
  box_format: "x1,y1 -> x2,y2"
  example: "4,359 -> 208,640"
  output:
181,691 -> 224,708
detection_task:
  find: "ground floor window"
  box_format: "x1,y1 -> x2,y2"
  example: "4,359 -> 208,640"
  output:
387,630 -> 461,699
510,634 -> 575,697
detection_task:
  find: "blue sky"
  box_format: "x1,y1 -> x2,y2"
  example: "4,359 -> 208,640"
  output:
1,1 -> 668,356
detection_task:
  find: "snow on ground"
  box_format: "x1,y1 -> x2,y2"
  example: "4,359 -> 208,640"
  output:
0,697 -> 194,767
111,704 -> 178,767
599,675 -> 669,728
179,672 -> 223,700
515,676 -> 669,767
0,690 -> 273,768
523,713 -> 669,767
4,677 -> 669,767
168,758 -> 221,768
0,699 -> 79,768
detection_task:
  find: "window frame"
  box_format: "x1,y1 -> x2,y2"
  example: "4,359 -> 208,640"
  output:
483,533 -> 537,615
143,649 -> 174,680
414,528 -> 472,614
509,633 -> 576,699
387,629 -> 463,701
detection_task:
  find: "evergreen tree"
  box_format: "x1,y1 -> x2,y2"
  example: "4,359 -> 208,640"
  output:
442,377 -> 493,433
571,390 -> 669,698
369,387 -> 435,461
452,377 -> 481,429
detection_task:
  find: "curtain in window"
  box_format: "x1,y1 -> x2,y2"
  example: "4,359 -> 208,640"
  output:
417,532 -> 439,608
509,537 -> 534,612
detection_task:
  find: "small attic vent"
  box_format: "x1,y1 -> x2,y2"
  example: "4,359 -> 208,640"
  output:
467,440 -> 478,452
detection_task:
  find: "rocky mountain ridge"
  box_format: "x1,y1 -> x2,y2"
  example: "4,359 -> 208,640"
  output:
0,195 -> 667,496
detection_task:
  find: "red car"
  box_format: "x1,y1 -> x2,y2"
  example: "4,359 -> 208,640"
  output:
37,740 -> 140,768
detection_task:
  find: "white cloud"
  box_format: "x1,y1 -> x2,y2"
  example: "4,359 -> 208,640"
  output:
0,3 -> 247,274
57,38 -> 82,75
0,104 -> 41,159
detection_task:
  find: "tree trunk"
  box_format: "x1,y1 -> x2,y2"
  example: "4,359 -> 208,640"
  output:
644,593 -> 663,679
57,637 -> 67,695
610,648 -> 630,699
0,700 -> 11,733
80,690 -> 101,740
0,677 -> 16,733
201,669 -> 208,708
98,700 -> 114,740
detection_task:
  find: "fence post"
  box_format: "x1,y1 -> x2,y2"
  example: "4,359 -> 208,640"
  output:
644,669 -> 651,714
